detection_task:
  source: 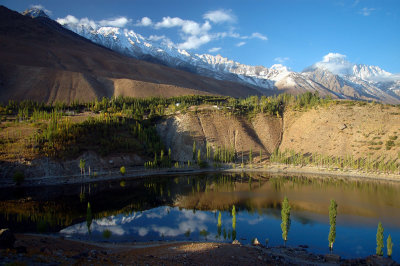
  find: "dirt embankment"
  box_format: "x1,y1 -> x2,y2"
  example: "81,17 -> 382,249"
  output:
156,110 -> 282,162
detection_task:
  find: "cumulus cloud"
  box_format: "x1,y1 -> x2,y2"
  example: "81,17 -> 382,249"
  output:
314,52 -> 353,75
274,57 -> 290,63
57,15 -> 97,29
179,35 -> 211,50
203,9 -> 236,24
99,17 -> 131,27
208,47 -> 221,53
359,7 -> 375,16
236,41 -> 246,47
136,17 -> 152,27
30,4 -> 52,15
154,16 -> 213,49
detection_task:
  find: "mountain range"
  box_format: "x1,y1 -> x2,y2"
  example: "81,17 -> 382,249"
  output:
0,6 -> 263,104
1,6 -> 400,104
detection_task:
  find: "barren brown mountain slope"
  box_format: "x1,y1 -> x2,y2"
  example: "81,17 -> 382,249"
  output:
0,6 -> 262,104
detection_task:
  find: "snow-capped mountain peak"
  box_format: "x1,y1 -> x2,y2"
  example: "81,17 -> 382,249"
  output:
22,7 -> 49,19
22,9 -> 400,103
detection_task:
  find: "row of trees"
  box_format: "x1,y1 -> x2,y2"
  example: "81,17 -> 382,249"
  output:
281,197 -> 394,257
270,148 -> 400,174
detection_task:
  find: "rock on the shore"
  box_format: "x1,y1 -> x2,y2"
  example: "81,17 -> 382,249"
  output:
0,228 -> 15,249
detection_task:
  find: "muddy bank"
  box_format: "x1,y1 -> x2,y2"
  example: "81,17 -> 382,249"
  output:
1,234 -> 398,265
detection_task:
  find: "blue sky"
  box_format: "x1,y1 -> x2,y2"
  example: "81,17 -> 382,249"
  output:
3,0 -> 400,73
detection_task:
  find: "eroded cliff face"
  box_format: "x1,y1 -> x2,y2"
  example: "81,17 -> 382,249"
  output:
157,102 -> 400,163
156,111 -> 282,162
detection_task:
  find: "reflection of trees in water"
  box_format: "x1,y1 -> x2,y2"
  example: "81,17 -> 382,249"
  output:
2,172 -> 400,233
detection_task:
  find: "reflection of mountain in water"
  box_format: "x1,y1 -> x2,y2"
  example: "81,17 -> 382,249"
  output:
1,173 -> 400,234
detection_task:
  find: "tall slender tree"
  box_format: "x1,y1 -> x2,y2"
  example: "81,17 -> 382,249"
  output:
192,141 -> 196,161
281,196 -> 291,245
328,199 -> 338,250
232,205 -> 237,240
387,234 -> 393,258
217,211 -> 222,239
376,222 -> 384,256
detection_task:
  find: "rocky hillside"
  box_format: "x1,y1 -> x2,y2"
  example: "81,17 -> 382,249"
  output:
157,102 -> 400,163
157,110 -> 282,162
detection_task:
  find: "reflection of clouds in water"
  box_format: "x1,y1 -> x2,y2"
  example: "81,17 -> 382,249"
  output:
242,216 -> 265,225
137,227 -> 149,236
60,207 -> 214,239
355,245 -> 364,255
151,209 -> 212,237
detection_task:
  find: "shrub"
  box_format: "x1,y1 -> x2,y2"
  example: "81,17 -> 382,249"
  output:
120,166 -> 126,175
13,170 -> 25,185
385,140 -> 395,150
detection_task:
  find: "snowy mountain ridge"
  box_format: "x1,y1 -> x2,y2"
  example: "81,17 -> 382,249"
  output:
23,7 -> 400,103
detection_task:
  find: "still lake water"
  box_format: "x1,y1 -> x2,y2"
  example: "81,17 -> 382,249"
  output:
0,172 -> 399,261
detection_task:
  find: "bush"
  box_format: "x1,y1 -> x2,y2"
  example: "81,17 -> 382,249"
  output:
13,170 -> 25,185
120,166 -> 126,175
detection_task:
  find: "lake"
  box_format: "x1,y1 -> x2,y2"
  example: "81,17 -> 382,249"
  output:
0,172 -> 399,261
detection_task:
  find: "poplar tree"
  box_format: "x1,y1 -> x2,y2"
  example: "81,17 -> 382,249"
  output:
86,202 -> 92,234
328,199 -> 338,250
217,212 -> 222,238
387,234 -> 393,258
376,222 -> 384,256
232,205 -> 237,241
192,141 -> 196,161
281,196 -> 291,245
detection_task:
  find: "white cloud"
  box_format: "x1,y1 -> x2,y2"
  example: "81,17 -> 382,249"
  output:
155,16 -> 185,28
179,35 -> 211,50
236,41 -> 246,47
208,47 -> 221,53
57,15 -> 97,29
136,17 -> 152,27
359,7 -> 375,16
30,4 -> 52,15
274,57 -> 290,63
314,52 -> 352,75
99,17 -> 131,27
203,9 -> 236,24
250,32 -> 268,41
154,16 -> 213,50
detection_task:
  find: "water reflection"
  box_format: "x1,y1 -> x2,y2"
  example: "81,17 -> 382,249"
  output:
0,173 -> 400,261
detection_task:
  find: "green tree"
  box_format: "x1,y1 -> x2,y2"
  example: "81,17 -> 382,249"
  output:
249,148 -> 253,163
376,222 -> 384,256
217,212 -> 222,238
79,159 -> 86,176
197,149 -> 201,165
86,202 -> 92,234
192,141 -> 196,161
281,196 -> 291,244
232,205 -> 237,241
387,234 -> 393,258
328,199 -> 338,250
